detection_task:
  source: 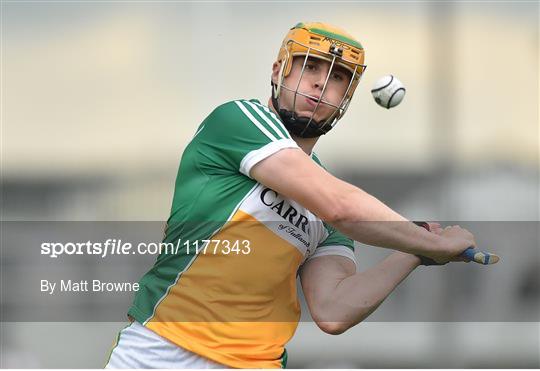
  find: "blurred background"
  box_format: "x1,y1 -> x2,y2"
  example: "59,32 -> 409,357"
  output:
1,0 -> 538,368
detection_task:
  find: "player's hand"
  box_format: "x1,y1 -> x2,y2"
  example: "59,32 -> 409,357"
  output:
414,222 -> 473,265
431,225 -> 476,264
426,222 -> 442,234
415,222 -> 499,265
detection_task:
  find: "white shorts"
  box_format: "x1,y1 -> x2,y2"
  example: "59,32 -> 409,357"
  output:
105,321 -> 228,369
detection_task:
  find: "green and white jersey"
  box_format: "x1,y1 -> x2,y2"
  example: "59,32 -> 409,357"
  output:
128,99 -> 356,369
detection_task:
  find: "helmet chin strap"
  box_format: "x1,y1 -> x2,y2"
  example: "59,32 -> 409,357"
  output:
270,84 -> 334,138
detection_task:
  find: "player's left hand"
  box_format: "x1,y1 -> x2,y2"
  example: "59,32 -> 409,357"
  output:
415,221 -> 468,265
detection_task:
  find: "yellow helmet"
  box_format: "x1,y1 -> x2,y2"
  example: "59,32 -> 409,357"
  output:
272,22 -> 367,137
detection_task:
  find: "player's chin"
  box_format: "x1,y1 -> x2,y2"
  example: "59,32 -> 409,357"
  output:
296,108 -> 332,123
296,113 -> 327,124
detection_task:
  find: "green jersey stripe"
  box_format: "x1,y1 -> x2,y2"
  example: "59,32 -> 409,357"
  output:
234,101 -> 278,142
251,101 -> 291,139
142,182 -> 261,325
280,348 -> 288,368
242,100 -> 288,140
142,251 -> 199,325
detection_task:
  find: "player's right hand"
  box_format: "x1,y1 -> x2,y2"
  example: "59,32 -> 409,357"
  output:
430,225 -> 477,264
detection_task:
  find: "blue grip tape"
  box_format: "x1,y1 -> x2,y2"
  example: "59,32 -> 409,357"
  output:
461,247 -> 477,262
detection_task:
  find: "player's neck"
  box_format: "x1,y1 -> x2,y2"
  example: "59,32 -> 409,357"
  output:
268,98 -> 319,156
291,135 -> 318,156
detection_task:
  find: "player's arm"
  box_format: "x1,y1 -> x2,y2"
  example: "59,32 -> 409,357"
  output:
299,252 -> 420,335
250,148 -> 474,262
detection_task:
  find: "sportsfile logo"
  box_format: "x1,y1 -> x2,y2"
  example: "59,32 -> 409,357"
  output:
260,188 -> 311,234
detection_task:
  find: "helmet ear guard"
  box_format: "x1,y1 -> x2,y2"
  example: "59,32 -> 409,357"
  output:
272,51 -> 288,100
272,22 -> 367,138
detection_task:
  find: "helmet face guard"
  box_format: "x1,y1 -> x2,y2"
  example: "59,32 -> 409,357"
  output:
272,22 -> 367,138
